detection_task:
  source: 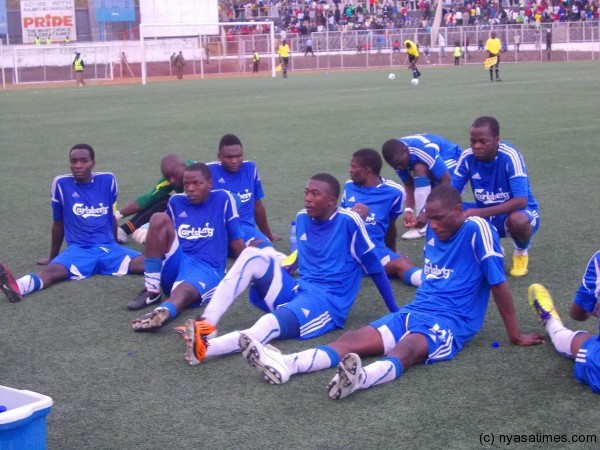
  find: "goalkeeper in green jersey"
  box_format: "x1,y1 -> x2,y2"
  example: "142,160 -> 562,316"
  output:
116,154 -> 196,244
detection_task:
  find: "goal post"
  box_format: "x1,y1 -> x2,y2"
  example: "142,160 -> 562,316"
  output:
139,21 -> 277,85
12,44 -> 114,85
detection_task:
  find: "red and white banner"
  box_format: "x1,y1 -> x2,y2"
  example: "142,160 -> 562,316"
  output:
21,0 -> 77,44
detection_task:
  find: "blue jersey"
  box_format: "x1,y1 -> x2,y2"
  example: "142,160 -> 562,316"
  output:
402,217 -> 506,349
395,134 -> 463,183
295,207 -> 383,326
166,190 -> 243,275
573,251 -> 600,318
341,179 -> 405,246
452,142 -> 539,211
51,172 -> 117,246
207,160 -> 265,228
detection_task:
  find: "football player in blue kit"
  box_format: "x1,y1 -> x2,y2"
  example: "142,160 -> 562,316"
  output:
341,148 -> 422,287
207,134 -> 280,247
382,133 -> 462,240
182,173 -> 399,365
130,163 -> 245,332
452,116 -> 540,277
529,251 -> 600,394
0,144 -> 144,303
239,185 -> 544,398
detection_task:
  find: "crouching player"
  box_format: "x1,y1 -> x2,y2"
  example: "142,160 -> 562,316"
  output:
239,186 -> 543,399
528,250 -> 600,394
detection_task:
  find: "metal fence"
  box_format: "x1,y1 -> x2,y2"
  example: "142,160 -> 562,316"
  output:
1,21 -> 599,85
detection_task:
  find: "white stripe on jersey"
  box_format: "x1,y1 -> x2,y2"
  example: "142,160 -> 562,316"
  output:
338,208 -> 376,253
467,217 -> 504,260
409,147 -> 437,168
381,177 -> 406,196
444,158 -> 458,171
454,149 -> 473,176
221,189 -> 240,220
499,143 -> 526,177
581,253 -> 600,301
299,311 -> 333,337
425,142 -> 441,153
575,348 -> 588,364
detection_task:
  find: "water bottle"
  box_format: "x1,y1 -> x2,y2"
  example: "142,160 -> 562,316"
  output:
289,221 -> 297,252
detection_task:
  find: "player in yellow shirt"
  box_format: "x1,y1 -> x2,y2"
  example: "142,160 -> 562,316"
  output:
485,32 -> 502,82
404,39 -> 421,80
278,40 -> 291,78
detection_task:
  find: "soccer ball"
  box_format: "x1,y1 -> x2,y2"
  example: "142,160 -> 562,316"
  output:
411,78 -> 419,86
388,73 -> 396,80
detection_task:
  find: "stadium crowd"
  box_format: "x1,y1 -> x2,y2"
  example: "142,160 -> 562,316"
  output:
218,0 -> 599,35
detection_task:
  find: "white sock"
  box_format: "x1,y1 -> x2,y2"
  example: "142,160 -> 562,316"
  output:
144,272 -> 161,293
357,359 -> 399,390
288,347 -> 335,375
545,316 -> 577,357
205,313 -> 281,358
414,182 -> 431,215
16,275 -> 43,296
411,269 -> 422,287
203,247 -> 280,326
513,247 -> 528,256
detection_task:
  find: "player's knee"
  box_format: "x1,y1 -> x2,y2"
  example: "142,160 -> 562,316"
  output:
389,333 -> 429,367
148,212 -> 172,230
506,212 -> 532,236
412,163 -> 430,177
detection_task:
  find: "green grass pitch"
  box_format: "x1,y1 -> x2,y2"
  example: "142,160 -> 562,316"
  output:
0,61 -> 599,448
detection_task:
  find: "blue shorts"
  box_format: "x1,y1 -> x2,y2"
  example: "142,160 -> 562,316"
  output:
374,245 -> 403,268
51,243 -> 141,280
248,265 -> 297,313
573,336 -> 600,394
462,202 -> 540,239
249,268 -> 337,340
370,311 -> 460,363
278,289 -> 338,340
161,247 -> 223,301
240,224 -> 272,247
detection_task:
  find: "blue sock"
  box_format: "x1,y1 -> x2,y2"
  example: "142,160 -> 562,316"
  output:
513,238 -> 531,250
414,176 -> 431,188
382,356 -> 404,379
318,345 -> 341,367
160,301 -> 178,319
273,307 -> 300,339
144,257 -> 162,273
402,267 -> 419,287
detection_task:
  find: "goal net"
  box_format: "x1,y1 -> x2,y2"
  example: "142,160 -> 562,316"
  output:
13,44 -> 114,84
139,21 -> 277,84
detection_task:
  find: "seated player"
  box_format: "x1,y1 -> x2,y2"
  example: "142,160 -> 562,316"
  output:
452,116 -> 540,277
342,148 -> 422,287
239,186 -> 543,398
116,154 -> 193,244
0,144 -> 144,303
382,133 -> 462,239
207,134 -> 280,247
130,163 -> 245,331
181,173 -> 399,365
528,250 -> 600,394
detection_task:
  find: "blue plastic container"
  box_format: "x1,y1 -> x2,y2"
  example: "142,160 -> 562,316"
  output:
0,386 -> 53,450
